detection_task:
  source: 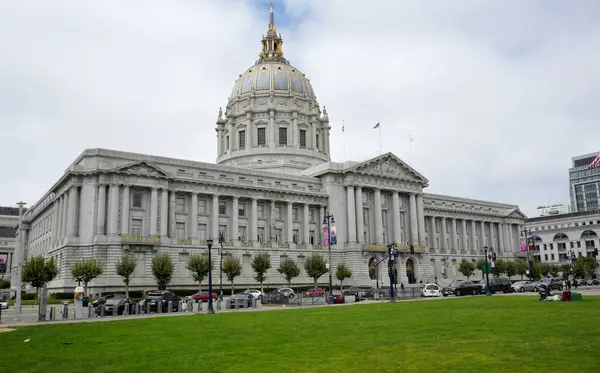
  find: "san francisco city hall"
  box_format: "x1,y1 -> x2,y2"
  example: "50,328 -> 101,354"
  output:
13,8 -> 526,293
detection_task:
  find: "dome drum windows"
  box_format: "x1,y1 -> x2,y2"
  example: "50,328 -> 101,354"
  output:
238,130 -> 246,149
299,129 -> 306,148
256,127 -> 267,147
278,127 -> 288,146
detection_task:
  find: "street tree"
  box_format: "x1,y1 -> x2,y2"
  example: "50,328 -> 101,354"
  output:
458,259 -> 475,280
23,255 -> 58,302
116,255 -> 137,297
475,258 -> 487,279
505,261 -> 517,280
516,260 -> 528,280
277,258 -> 300,286
304,254 -> 328,286
251,252 -> 271,293
335,264 -> 352,290
151,252 -> 174,290
222,256 -> 242,295
71,259 -> 104,295
186,253 -> 214,292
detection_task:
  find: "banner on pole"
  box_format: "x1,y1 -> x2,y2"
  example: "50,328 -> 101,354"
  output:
330,222 -> 337,245
322,226 -> 329,246
520,237 -> 527,252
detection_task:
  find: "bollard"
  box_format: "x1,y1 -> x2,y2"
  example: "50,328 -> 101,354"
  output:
123,303 -> 129,316
198,300 -> 203,312
100,305 -> 105,317
256,298 -> 261,308
216,299 -> 222,311
49,306 -> 55,320
167,301 -> 173,313
157,302 -> 162,314
88,305 -> 93,318
146,302 -> 151,314
112,305 -> 118,317
186,300 -> 193,312
62,303 -> 69,319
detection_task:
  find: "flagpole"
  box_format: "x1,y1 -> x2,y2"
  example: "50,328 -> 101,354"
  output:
342,120 -> 346,161
409,135 -> 412,163
378,125 -> 382,154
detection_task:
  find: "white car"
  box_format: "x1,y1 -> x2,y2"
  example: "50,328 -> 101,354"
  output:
421,283 -> 441,297
0,299 -> 8,310
243,289 -> 263,301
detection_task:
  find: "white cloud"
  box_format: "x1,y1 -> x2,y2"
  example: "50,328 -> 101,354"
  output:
1,0 -> 599,216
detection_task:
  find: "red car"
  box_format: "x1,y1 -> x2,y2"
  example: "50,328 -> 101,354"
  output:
304,287 -> 325,297
331,290 -> 345,304
191,292 -> 218,302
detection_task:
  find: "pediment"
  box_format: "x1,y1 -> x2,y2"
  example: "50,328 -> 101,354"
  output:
114,161 -> 169,178
505,208 -> 527,219
349,153 -> 428,184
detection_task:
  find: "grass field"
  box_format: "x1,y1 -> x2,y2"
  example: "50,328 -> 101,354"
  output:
2,296 -> 600,373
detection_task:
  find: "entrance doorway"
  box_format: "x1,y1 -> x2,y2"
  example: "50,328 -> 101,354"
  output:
406,258 -> 416,284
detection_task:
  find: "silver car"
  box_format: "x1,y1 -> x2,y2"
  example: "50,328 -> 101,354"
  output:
512,281 -> 536,292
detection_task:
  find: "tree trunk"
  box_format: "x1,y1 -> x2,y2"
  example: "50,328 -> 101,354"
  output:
339,280 -> 343,291
231,281 -> 234,296
288,278 -> 291,287
83,281 -> 88,297
198,281 -> 202,293
125,281 -> 129,298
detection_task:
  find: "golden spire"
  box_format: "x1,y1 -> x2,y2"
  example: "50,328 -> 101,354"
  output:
258,2 -> 287,64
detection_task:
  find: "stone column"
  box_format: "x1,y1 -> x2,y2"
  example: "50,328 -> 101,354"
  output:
217,129 -> 222,155
471,220 -> 477,251
507,224 -> 513,252
461,219 -> 467,251
160,189 -> 168,237
168,191 -> 176,238
190,193 -> 198,241
430,217 -> 438,249
108,184 -> 120,236
499,223 -> 505,252
440,217 -> 447,250
52,200 -> 60,242
61,193 -> 68,238
269,110 -> 276,149
269,200 -> 276,241
231,196 -> 239,242
150,188 -> 158,236
286,201 -> 293,244
480,221 -> 486,247
346,186 -> 357,243
251,198 -> 258,243
66,186 -> 79,237
319,205 -> 325,244
416,194 -> 426,246
450,219 -> 457,250
211,194 -> 219,240
373,189 -> 383,244
392,192 -> 401,244
355,187 -> 364,244
121,186 -> 130,235
56,197 -> 63,241
303,204 -> 310,244
408,193 -> 418,246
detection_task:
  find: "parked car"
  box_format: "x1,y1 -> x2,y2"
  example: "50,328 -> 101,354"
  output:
191,292 -> 218,302
421,283 -> 441,297
453,282 -> 481,296
331,290 -> 345,303
441,280 -> 464,297
142,291 -> 180,313
263,291 -> 288,304
343,285 -> 374,299
276,287 -> 295,298
92,293 -> 125,308
537,277 -> 563,291
103,297 -> 134,316
243,289 -> 263,301
304,287 -> 325,297
228,293 -> 255,308
512,281 -> 536,292
0,297 -> 8,310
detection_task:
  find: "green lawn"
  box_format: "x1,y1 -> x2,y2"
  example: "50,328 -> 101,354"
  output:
2,296 -> 600,373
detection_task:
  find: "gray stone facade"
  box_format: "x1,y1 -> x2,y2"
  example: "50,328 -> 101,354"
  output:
15,6 -> 527,293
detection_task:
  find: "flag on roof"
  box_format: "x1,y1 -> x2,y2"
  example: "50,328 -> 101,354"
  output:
589,154 -> 600,169
372,122 -> 380,129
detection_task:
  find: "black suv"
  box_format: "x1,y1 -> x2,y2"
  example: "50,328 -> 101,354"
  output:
142,291 -> 180,313
538,277 -> 563,291
482,277 -> 513,294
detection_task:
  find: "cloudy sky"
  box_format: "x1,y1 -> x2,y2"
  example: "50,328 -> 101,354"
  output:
1,0 -> 599,217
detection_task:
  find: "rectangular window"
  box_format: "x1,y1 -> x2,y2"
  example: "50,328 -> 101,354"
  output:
219,225 -> 227,241
316,134 -> 320,149
239,130 -> 246,149
238,202 -> 246,217
176,197 -> 186,213
219,201 -> 226,215
238,226 -> 247,242
276,206 -> 282,220
293,207 -> 299,221
132,219 -> 142,237
309,230 -> 315,245
293,229 -> 299,244
257,227 -> 265,243
257,203 -> 265,218
198,224 -> 207,241
309,209 -> 315,223
132,192 -> 143,208
279,127 -> 288,146
382,211 -> 388,227
198,199 -> 207,214
176,222 -> 186,240
299,129 -> 306,148
275,228 -> 282,243
226,135 -> 230,150
257,128 -> 266,146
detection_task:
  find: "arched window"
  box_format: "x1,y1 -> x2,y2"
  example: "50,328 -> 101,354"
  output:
581,230 -> 598,239
553,233 -> 569,241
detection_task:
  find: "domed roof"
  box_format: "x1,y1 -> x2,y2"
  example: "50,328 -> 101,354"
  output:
230,62 -> 315,101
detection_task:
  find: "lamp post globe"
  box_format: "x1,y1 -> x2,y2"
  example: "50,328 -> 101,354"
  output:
206,239 -> 215,314
484,246 -> 492,296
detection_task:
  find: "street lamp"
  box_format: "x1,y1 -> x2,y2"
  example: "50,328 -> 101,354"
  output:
14,201 -> 26,320
387,243 -> 398,302
484,246 -> 492,296
218,232 -> 224,301
323,212 -> 335,305
206,239 -> 215,314
521,228 -> 534,281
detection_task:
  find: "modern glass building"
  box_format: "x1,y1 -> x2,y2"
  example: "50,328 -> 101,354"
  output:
570,151 -> 600,213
